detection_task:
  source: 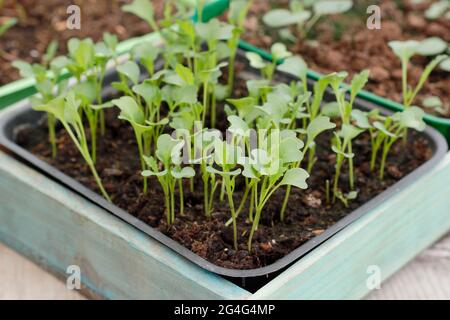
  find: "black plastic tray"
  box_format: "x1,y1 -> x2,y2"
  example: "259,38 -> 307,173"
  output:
0,56 -> 447,292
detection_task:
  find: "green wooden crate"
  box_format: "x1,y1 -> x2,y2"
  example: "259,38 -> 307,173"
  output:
1,105 -> 450,299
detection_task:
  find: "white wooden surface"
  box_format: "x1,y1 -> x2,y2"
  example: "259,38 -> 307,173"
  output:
1,234 -> 449,300
0,244 -> 85,300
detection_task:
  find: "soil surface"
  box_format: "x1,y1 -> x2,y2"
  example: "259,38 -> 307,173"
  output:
17,95 -> 432,270
242,0 -> 450,117
0,0 -> 163,85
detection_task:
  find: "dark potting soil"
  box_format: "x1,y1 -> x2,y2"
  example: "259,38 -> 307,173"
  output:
16,96 -> 432,270
0,0 -> 162,85
242,0 -> 450,117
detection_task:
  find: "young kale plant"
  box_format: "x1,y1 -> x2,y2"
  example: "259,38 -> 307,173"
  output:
245,43 -> 292,82
13,42 -> 68,158
112,96 -> 168,193
122,0 -> 160,32
388,39 -> 448,110
226,0 -> 253,95
329,69 -> 370,202
142,134 -> 195,224
368,107 -> 426,179
239,130 -> 310,251
263,0 -> 353,42
35,92 -> 111,201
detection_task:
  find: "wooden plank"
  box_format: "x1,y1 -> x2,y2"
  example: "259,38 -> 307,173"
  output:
252,154 -> 450,300
0,244 -> 86,300
367,233 -> 450,300
0,151 -> 249,300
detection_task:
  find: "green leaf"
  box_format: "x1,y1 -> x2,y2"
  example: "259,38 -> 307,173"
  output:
64,91 -> 83,127
155,134 -> 183,165
425,0 -> 449,20
411,54 -> 448,101
171,167 -> 196,179
173,85 -> 198,105
241,157 -> 259,179
388,40 -> 420,62
90,101 -> 114,111
373,121 -> 397,138
245,52 -> 267,69
439,57 -> 450,72
228,0 -> 252,26
395,106 -> 426,131
122,0 -> 156,28
280,136 -> 304,163
142,168 -> 168,177
277,56 -> 308,80
117,61 -> 140,85
33,97 -> 66,121
271,43 -> 292,60
351,109 -> 372,129
195,19 -> 233,42
227,115 -> 250,136
226,97 -> 257,119
112,96 -> 145,125
0,17 -> 17,37
340,123 -> 364,142
280,168 -> 309,189
262,9 -> 311,28
416,37 -> 448,56
350,69 -> 370,103
170,110 -> 194,130
321,102 -> 341,118
72,80 -> 96,106
422,96 -> 443,108
246,80 -> 271,99
206,166 -> 242,176
131,42 -> 159,72
306,116 -> 336,146
43,40 -> 58,65
12,61 -> 34,78
314,0 -> 353,15
103,32 -> 118,51
132,82 -> 161,107
175,64 -> 195,85
213,140 -> 242,166
142,156 -> 163,174
50,56 -> 70,74
68,38 -> 95,70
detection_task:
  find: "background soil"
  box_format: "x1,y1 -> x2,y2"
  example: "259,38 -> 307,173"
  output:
242,0 -> 450,117
0,0 -> 163,85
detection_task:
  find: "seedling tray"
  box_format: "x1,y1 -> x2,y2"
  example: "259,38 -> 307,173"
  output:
0,52 -> 447,292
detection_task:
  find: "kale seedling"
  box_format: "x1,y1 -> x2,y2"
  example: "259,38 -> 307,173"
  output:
35,92 -> 111,201
207,139 -> 243,250
245,43 -> 292,81
122,0 -> 159,32
263,0 -> 353,41
142,134 -> 195,224
388,40 -> 448,110
226,0 -> 253,95
239,130 -> 310,251
13,42 -> 69,158
112,96 -> 168,193
372,107 -> 426,179
329,69 -> 369,199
